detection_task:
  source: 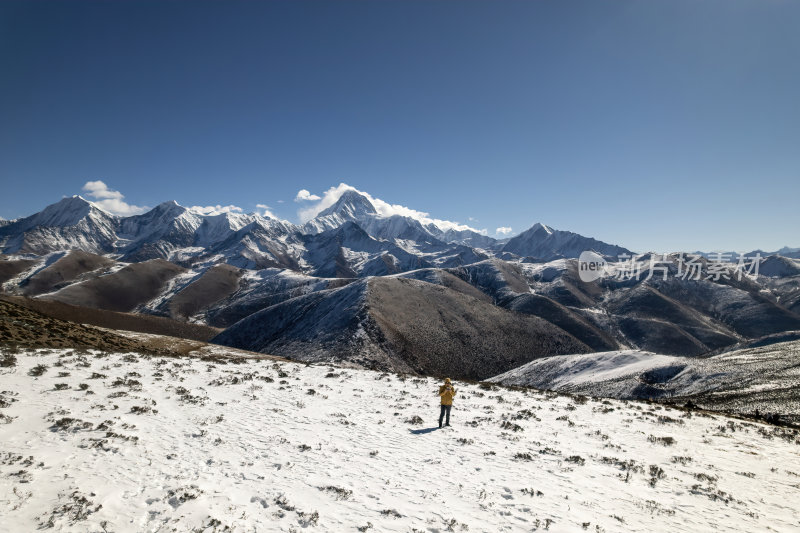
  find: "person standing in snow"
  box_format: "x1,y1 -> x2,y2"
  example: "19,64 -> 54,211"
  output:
438,378 -> 456,428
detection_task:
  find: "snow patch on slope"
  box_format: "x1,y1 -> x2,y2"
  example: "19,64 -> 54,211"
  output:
492,350 -> 685,390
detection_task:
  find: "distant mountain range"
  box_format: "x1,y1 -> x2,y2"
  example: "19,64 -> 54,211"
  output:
0,190 -> 640,277
2,189 -> 799,380
2,191 -> 793,265
0,191 -> 640,272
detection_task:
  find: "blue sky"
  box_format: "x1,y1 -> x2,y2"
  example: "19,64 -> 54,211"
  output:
1,1 -> 798,252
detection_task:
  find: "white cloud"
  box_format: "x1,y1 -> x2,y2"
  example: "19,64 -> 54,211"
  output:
83,180 -> 123,200
294,189 -> 321,202
189,204 -> 244,216
496,226 -> 513,236
297,183 -> 482,233
81,180 -> 149,216
468,217 -> 478,222
256,203 -> 278,219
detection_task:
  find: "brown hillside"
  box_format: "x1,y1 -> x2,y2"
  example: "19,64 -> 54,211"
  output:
0,298 -> 166,352
367,277 -> 592,379
42,259 -> 185,312
1,295 -> 220,342
167,264 -> 243,320
0,256 -> 37,285
22,250 -> 115,295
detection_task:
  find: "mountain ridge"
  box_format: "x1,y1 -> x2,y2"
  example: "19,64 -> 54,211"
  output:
0,193 -> 634,276
2,191 -> 800,375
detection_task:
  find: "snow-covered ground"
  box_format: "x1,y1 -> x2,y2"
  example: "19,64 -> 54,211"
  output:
489,341 -> 800,422
490,350 -> 683,391
2,347 -> 799,532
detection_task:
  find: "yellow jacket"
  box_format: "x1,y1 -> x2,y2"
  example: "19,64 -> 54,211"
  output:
439,383 -> 456,405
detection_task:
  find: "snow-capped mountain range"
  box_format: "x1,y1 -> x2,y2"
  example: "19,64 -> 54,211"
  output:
3,188 -> 800,378
0,190 -> 633,273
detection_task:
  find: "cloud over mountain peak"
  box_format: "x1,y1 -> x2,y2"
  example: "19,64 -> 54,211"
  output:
296,183 -> 482,233
82,180 -> 149,216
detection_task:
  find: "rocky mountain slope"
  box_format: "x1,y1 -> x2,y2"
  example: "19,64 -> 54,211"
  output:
213,276 -> 591,379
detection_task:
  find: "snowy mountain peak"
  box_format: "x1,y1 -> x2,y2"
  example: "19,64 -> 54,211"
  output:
152,200 -> 187,214
28,195 -> 106,228
121,200 -> 191,229
0,195 -> 118,255
318,189 -> 377,219
530,222 -> 553,235
53,194 -> 93,209
502,222 -> 632,261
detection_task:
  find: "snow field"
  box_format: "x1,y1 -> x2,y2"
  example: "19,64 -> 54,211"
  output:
1,347 -> 799,532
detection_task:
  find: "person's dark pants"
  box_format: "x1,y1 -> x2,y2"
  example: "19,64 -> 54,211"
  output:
439,404 -> 452,427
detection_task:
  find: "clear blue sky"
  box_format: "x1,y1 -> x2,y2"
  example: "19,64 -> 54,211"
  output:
1,1 -> 798,252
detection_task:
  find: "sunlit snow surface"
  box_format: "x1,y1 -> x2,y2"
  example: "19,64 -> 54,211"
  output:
491,341 -> 800,421
1,348 -> 799,532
